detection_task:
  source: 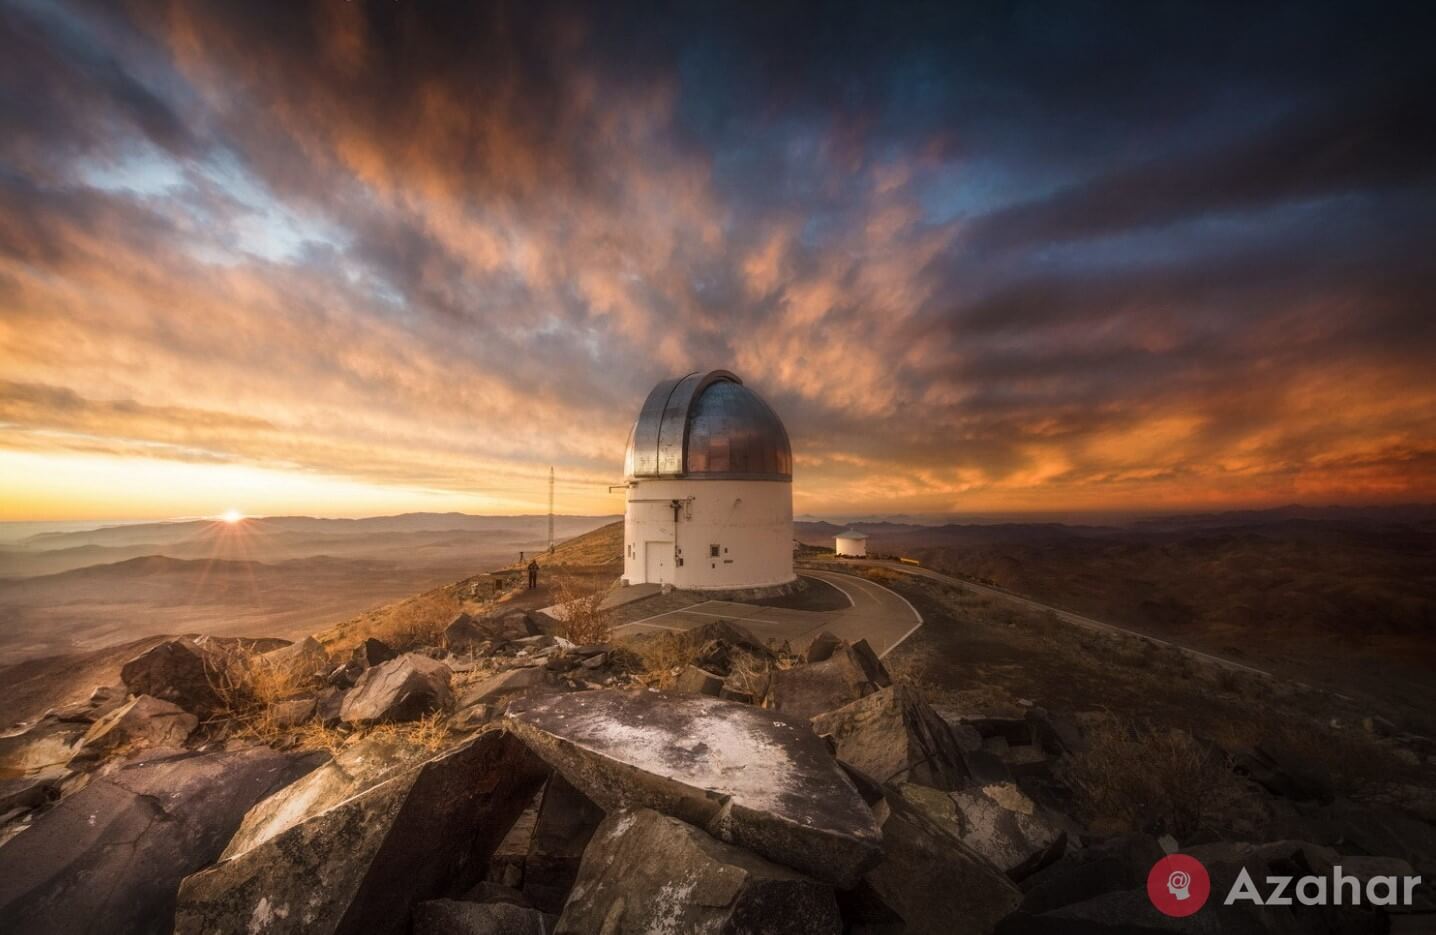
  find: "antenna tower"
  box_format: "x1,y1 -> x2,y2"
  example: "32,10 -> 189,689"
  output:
547,465 -> 555,553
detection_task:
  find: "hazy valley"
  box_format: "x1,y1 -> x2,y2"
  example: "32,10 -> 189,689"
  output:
0,514 -> 616,665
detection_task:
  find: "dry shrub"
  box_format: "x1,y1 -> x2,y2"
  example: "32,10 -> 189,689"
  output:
367,591 -> 460,650
627,625 -> 782,692
859,566 -> 905,586
632,629 -> 703,676
292,721 -> 348,755
1060,718 -> 1245,839
205,648 -> 325,743
550,573 -> 612,645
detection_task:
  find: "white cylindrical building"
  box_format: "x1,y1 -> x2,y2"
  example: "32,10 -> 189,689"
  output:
621,370 -> 794,590
834,530 -> 868,558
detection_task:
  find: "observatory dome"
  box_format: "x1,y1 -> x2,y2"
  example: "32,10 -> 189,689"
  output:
623,370 -> 791,481
621,370 -> 795,591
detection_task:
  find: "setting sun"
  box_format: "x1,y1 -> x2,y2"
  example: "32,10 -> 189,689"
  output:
221,509 -> 244,524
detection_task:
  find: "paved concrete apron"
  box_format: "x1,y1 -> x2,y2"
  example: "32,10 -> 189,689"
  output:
611,569 -> 922,658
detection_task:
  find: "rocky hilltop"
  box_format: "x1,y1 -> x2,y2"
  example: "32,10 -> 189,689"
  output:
1,550 -> 1434,933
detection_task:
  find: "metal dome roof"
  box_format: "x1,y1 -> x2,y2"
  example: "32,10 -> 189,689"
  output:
623,370 -> 792,481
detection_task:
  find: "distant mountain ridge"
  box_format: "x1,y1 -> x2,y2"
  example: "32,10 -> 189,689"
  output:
18,512 -> 621,548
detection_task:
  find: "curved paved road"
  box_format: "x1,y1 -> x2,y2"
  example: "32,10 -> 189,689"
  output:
611,569 -> 923,658
833,558 -> 1273,678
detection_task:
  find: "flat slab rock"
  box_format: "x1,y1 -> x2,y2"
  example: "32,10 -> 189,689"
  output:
506,689 -> 881,888
556,808 -> 841,935
175,730 -> 548,935
0,746 -> 324,935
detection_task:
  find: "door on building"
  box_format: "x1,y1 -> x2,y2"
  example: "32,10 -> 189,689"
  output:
645,541 -> 673,583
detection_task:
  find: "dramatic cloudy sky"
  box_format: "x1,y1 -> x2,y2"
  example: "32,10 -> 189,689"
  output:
2,0 -> 1434,520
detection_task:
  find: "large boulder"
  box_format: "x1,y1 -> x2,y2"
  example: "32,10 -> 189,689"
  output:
523,774 -> 605,912
340,653 -> 453,725
946,782 -> 1069,880
863,782 -> 1023,935
690,619 -> 776,659
457,666 -> 555,710
119,638 -> 227,715
443,613 -> 485,652
256,636 -> 331,683
0,715 -> 87,775
812,685 -> 971,789
174,730 -> 549,935
413,899 -> 553,935
555,808 -> 841,934
673,664 -> 724,696
0,746 -> 324,935
506,689 -> 882,888
350,637 -> 398,669
446,612 -> 540,653
764,638 -> 890,720
76,694 -> 197,756
1017,833 -> 1165,915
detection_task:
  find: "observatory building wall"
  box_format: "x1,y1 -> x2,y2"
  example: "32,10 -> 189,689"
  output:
623,478 -> 793,590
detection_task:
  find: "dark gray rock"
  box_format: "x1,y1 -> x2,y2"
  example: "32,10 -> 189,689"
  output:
340,653 -> 453,725
673,664 -> 724,696
555,808 -> 841,935
946,782 -> 1069,880
689,619 -> 776,659
1018,834 -> 1164,914
120,638 -> 227,715
350,637 -> 398,669
315,687 -> 347,726
414,899 -> 554,935
257,637 -> 331,683
458,666 -> 555,709
764,638 -> 890,720
522,774 -> 605,913
448,613 -> 541,653
269,697 -> 317,729
0,746 -> 324,935
1232,743 -> 1335,804
863,782 -> 1023,935
443,613 -> 482,651
805,630 -> 843,663
460,880 -> 533,907
812,684 -> 971,789
328,661 -> 363,688
0,714 -> 86,775
77,694 -> 197,755
0,771 -> 64,813
506,689 -> 882,888
174,730 -> 549,935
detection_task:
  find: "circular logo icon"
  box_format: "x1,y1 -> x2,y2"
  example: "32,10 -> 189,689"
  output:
1146,854 -> 1211,917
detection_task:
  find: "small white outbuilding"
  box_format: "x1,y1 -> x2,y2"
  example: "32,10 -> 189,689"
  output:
834,530 -> 868,558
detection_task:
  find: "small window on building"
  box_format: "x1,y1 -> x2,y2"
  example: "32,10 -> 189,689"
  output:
710,544 -> 721,558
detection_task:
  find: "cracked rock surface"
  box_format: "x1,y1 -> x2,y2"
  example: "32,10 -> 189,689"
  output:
0,745 -> 324,935
506,689 -> 882,887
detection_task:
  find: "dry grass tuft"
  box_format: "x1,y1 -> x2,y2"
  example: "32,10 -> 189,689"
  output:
205,648 -> 326,743
550,573 -> 613,645
626,625 -> 785,691
1059,717 -> 1247,839
365,711 -> 454,753
369,591 -> 460,651
631,630 -> 702,676
857,566 -> 905,586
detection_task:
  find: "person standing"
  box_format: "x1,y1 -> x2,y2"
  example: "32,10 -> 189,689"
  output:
527,558 -> 539,589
